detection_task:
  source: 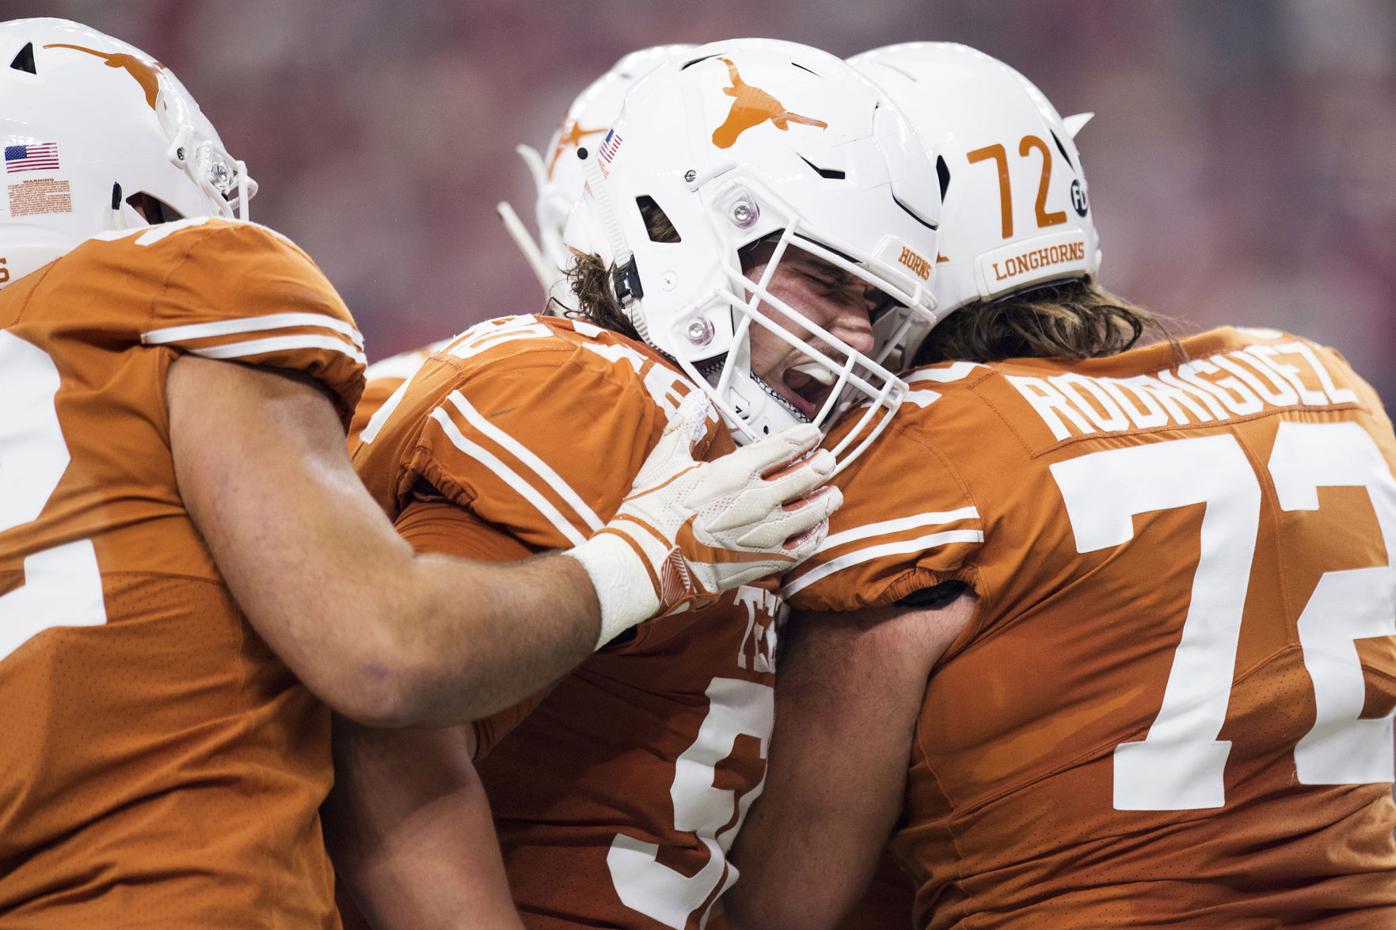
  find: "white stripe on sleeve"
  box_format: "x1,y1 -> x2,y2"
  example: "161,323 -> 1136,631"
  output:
358,378 -> 413,446
143,311 -> 364,348
428,408 -> 588,547
446,391 -> 604,532
783,529 -> 984,600
181,333 -> 367,365
813,506 -> 980,557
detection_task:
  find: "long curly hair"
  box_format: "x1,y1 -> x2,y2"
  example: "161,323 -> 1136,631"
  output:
913,279 -> 1181,366
559,251 -> 643,343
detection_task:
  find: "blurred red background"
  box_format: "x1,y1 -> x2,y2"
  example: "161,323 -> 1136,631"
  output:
13,0 -> 1394,403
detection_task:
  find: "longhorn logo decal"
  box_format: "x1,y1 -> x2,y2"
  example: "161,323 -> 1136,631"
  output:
547,118 -> 607,177
711,58 -> 827,149
44,43 -> 163,110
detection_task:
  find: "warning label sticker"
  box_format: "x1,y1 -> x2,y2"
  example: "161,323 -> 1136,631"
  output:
8,178 -> 73,217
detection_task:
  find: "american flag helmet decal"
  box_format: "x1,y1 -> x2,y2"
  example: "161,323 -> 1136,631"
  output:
5,143 -> 61,173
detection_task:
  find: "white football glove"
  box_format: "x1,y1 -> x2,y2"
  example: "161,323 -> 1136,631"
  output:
565,394 -> 841,647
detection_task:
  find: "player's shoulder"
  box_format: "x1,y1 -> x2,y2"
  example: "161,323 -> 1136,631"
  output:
28,217 -> 301,305
15,218 -> 361,369
357,314 -> 724,547
426,314 -> 702,427
442,314 -> 665,375
849,357 -> 1027,471
895,326 -> 1371,455
68,216 -> 318,279
137,219 -> 362,368
49,216 -> 354,337
363,336 -> 458,384
56,217 -> 364,420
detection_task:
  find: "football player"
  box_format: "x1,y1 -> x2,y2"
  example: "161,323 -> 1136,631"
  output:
726,42 -> 1396,930
0,20 -> 842,928
329,38 -> 941,929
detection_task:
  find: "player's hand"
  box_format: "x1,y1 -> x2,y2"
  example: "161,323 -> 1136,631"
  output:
564,395 -> 841,646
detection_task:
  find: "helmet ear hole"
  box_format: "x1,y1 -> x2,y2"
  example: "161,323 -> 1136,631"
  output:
936,156 -> 951,202
125,191 -> 184,225
10,42 -> 36,74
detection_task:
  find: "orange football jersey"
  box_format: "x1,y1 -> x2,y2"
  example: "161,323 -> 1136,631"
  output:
351,315 -> 783,930
785,327 -> 1396,928
0,219 -> 365,928
346,335 -> 455,446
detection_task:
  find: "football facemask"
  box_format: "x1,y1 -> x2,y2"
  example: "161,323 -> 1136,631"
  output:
0,18 -> 256,287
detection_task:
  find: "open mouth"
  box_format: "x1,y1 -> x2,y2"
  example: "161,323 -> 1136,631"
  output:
698,357 -> 841,426
777,360 -> 837,419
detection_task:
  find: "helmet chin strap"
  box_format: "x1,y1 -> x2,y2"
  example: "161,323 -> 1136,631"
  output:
577,145 -> 643,308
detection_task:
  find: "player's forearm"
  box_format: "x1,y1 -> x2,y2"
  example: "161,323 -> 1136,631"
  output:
325,719 -> 525,930
726,741 -> 896,930
727,607 -> 947,928
229,539 -> 595,728
367,550 -> 598,727
193,458 -> 595,727
249,526 -> 597,728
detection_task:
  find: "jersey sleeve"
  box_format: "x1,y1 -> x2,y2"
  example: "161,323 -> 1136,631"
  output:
137,218 -> 366,422
407,343 -> 714,551
349,374 -> 409,448
348,338 -> 459,445
393,498 -> 533,562
391,499 -> 556,759
782,408 -> 984,612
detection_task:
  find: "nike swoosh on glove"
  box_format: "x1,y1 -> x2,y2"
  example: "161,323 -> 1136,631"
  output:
565,393 -> 841,647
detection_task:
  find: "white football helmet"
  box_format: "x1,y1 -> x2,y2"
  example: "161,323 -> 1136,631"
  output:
497,44 -> 695,303
0,18 -> 256,288
852,42 -> 1100,325
564,38 -> 940,471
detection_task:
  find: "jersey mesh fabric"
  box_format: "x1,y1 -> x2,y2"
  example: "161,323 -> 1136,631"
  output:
0,219 -> 363,928
785,327 -> 1396,929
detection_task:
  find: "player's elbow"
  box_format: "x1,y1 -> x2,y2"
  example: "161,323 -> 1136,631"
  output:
326,661 -> 422,728
324,620 -> 498,728
310,627 -> 437,728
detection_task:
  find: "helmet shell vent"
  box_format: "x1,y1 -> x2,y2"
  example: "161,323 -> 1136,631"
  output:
10,41 -> 36,74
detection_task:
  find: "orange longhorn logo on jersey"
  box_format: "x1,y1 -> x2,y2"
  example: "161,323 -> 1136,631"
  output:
547,118 -> 608,177
711,58 -> 828,149
44,43 -> 164,110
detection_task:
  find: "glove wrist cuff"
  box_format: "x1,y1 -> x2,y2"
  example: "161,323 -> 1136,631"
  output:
564,532 -> 661,649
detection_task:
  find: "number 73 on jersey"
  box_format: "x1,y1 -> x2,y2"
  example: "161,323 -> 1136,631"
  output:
1051,421 -> 1396,811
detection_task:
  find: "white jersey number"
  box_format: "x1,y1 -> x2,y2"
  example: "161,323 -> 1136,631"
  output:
606,675 -> 774,929
1051,422 -> 1396,811
0,332 -> 107,661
